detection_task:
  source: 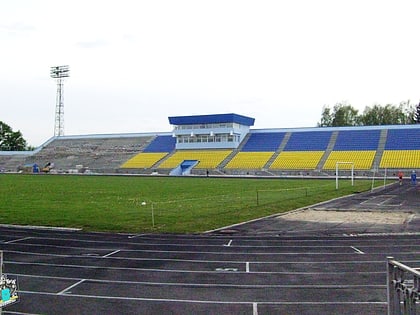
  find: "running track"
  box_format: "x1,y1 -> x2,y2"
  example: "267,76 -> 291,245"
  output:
1,182 -> 419,314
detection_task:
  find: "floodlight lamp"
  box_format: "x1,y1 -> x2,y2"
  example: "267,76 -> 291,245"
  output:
50,65 -> 70,78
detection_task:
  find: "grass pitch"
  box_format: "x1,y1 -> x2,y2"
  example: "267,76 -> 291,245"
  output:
0,174 -> 381,233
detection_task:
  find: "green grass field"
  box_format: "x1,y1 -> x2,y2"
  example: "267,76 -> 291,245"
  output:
0,174 -> 384,233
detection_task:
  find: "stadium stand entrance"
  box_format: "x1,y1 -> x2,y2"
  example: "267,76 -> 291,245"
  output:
169,159 -> 199,176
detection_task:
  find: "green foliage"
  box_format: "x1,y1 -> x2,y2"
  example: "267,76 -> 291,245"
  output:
0,174 -> 381,233
319,101 -> 417,127
0,121 -> 28,151
318,102 -> 360,127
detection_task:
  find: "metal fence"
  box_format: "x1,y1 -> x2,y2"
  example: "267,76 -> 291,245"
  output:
387,256 -> 420,315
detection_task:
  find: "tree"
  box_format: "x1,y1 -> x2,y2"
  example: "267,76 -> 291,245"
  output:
318,106 -> 333,127
318,102 -> 360,127
331,103 -> 360,126
0,121 -> 28,151
415,102 -> 420,123
320,101 -> 418,127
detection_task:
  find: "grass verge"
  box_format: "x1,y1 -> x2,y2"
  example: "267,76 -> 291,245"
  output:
0,174 -> 384,233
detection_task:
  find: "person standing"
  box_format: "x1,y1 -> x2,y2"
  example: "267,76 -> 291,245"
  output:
411,170 -> 417,186
398,171 -> 404,185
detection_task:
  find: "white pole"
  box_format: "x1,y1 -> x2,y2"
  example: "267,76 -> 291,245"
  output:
371,168 -> 376,191
336,162 -> 339,190
151,203 -> 155,228
384,168 -> 387,187
351,164 -> 354,186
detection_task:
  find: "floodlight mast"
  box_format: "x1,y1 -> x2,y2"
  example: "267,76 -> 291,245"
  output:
50,65 -> 69,137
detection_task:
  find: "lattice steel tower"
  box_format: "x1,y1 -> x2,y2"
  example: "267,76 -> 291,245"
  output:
50,65 -> 69,137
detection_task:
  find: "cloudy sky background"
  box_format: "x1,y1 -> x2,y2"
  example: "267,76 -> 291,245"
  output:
1,0 -> 419,146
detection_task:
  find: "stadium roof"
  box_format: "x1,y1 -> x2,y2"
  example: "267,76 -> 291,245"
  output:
168,113 -> 255,126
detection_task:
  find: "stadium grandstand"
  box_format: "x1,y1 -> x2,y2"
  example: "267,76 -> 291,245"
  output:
1,113 -> 419,176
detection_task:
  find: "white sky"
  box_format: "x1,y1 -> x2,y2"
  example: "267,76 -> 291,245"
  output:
1,0 -> 420,146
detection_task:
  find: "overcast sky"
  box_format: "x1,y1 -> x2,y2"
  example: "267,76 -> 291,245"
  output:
1,0 -> 419,146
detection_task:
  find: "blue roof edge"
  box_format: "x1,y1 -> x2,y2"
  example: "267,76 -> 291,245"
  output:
168,113 -> 255,126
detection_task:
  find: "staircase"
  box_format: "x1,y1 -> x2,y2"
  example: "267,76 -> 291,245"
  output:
316,131 -> 338,170
217,133 -> 252,169
263,132 -> 292,169
372,128 -> 388,169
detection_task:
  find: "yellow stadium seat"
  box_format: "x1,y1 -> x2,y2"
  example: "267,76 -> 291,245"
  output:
270,151 -> 324,169
159,150 -> 232,169
121,152 -> 168,168
380,150 -> 420,169
225,152 -> 274,169
323,151 -> 376,170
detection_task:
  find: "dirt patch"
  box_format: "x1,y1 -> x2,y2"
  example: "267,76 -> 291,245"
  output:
279,209 -> 413,225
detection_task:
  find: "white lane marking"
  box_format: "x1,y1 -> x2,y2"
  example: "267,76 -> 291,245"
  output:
8,234 -> 420,248
350,246 -> 365,255
8,260 -> 387,276
224,240 -> 233,247
246,262 -> 250,273
215,268 -> 238,272
10,272 -> 386,289
253,302 -> 258,315
128,234 -> 147,239
57,279 -> 85,295
5,237 -> 31,244
102,250 -> 120,258
18,290 -> 389,305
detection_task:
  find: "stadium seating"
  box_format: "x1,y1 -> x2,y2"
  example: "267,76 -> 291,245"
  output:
284,131 -> 331,151
143,135 -> 176,152
225,152 -> 274,169
241,132 -> 286,152
121,152 -> 168,169
6,123 -> 420,175
323,151 -> 376,170
384,129 -> 420,150
158,150 -> 232,169
270,151 -> 324,169
379,150 -> 420,169
333,129 -> 381,150
26,135 -> 153,172
379,128 -> 420,169
317,130 -> 381,170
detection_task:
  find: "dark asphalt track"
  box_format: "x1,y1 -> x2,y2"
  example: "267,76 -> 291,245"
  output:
1,182 -> 419,315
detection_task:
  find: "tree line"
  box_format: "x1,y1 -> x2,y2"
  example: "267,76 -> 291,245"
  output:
0,121 -> 30,151
318,101 -> 420,127
1,101 -> 420,151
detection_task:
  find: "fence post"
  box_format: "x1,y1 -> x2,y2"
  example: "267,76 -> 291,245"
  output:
387,256 -> 396,315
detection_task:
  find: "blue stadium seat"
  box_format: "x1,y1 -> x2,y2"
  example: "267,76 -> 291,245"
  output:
284,131 -> 331,151
333,130 -> 380,150
143,136 -> 176,153
385,129 -> 420,150
242,133 -> 286,152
